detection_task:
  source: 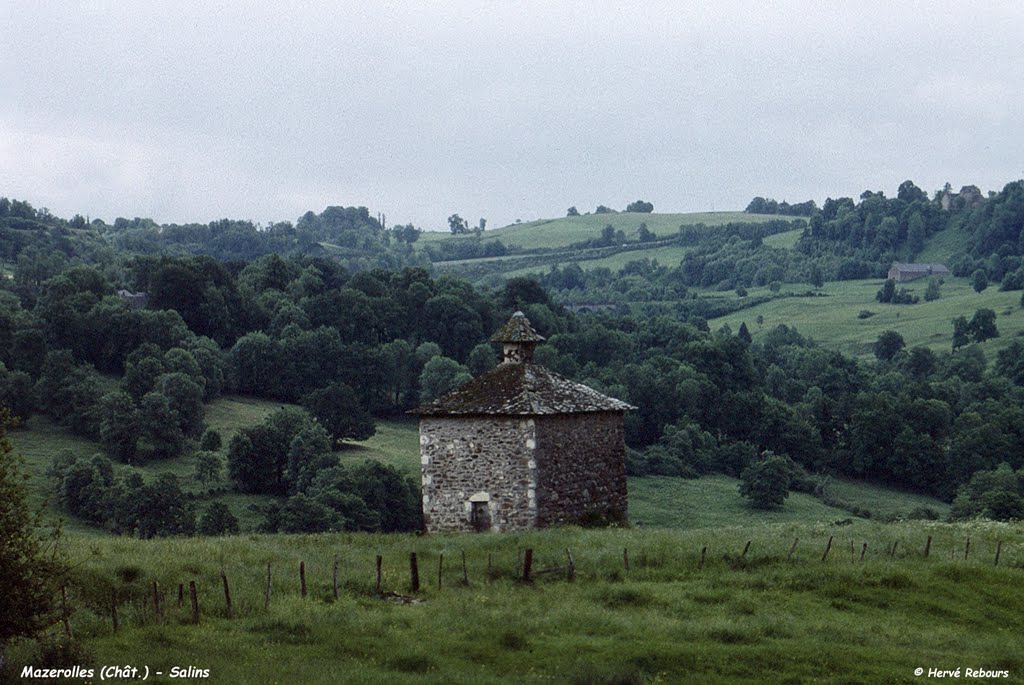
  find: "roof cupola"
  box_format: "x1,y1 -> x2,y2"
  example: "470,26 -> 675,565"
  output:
491,311 -> 545,364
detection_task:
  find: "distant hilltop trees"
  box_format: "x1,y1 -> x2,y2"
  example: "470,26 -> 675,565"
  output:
744,197 -> 818,216
567,200 -> 654,217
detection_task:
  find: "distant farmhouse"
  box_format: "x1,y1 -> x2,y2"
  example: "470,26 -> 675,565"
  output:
887,263 -> 950,283
116,289 -> 149,310
412,312 -> 633,533
938,184 -> 985,212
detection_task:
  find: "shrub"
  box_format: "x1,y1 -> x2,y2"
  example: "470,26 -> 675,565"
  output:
738,453 -> 794,509
199,429 -> 222,451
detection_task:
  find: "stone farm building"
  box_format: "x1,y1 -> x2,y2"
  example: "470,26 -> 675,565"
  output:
411,312 -> 633,533
887,263 -> 951,283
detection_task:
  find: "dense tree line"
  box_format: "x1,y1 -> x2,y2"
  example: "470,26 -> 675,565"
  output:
4,185 -> 1024,532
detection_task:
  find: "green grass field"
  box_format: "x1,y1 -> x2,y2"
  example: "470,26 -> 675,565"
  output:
709,277 -> 1024,359
419,212 -> 787,251
9,394 -> 1016,684
7,521 -> 1023,684
761,228 -> 803,250
629,475 -> 948,529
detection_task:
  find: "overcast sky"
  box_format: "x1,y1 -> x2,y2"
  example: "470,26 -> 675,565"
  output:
2,2 -> 1022,231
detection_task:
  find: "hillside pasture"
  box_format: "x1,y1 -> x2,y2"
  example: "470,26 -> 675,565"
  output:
7,521 -> 1022,684
419,212 -> 787,251
708,277 -> 1024,359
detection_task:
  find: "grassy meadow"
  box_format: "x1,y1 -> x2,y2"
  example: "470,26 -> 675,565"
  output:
708,277 -> 1024,359
419,212 -> 787,251
6,521 -> 1023,684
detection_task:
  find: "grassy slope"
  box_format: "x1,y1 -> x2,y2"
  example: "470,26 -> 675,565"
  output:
761,227 -> 803,250
629,475 -> 949,529
420,212 -> 783,251
12,398 -> 950,538
708,277 -> 1024,359
8,522 -> 1022,684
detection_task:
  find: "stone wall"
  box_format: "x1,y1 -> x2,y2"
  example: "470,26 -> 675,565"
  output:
534,412 -> 628,527
419,416 -> 537,533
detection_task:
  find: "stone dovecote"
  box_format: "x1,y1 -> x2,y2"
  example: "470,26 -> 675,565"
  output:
411,312 -> 634,533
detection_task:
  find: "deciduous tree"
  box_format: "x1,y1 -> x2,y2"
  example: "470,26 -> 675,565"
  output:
0,409 -> 65,671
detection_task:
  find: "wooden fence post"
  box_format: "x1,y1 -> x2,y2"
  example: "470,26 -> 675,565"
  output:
375,555 -> 383,594
889,541 -> 898,560
221,571 -> 232,618
860,543 -> 868,562
994,541 -> 1003,566
333,555 -> 339,600
409,552 -> 420,593
437,554 -> 444,590
61,585 -> 73,638
698,546 -> 707,570
924,535 -> 932,559
189,581 -> 199,625
461,550 -> 469,586
623,548 -> 630,572
521,549 -> 533,583
741,541 -> 751,558
151,581 -> 162,624
487,554 -> 493,584
822,536 -> 834,562
265,563 -> 272,610
788,538 -> 799,560
566,548 -> 575,582
964,538 -> 971,561
111,588 -> 119,632
177,583 -> 184,608
300,561 -> 307,598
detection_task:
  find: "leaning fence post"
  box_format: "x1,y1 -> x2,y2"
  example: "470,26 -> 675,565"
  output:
788,538 -> 799,560
924,535 -> 932,559
741,541 -> 751,558
221,571 -> 232,618
860,543 -> 868,562
822,536 -> 834,562
994,541 -> 1003,566
889,541 -> 898,560
265,563 -> 272,610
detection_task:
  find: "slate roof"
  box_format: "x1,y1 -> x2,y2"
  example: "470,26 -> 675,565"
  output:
491,311 -> 546,343
410,362 -> 635,416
